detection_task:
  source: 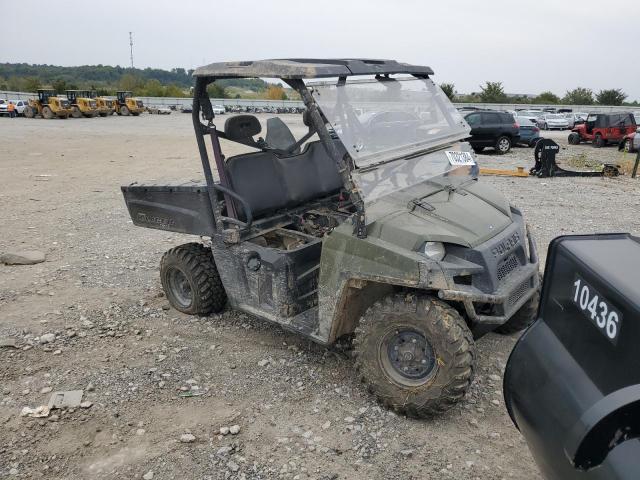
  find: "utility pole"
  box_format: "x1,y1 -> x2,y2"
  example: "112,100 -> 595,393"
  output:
129,32 -> 134,69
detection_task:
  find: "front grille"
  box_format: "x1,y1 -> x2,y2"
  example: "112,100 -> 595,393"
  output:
497,254 -> 520,282
508,278 -> 531,306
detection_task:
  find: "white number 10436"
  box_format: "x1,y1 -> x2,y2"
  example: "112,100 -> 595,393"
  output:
572,275 -> 622,344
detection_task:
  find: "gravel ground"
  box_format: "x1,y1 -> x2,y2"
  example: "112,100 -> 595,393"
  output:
1,113 -> 639,480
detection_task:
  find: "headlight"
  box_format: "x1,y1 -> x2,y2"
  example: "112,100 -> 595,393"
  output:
420,241 -> 446,261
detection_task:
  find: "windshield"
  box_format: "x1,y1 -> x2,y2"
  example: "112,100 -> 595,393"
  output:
310,77 -> 470,167
547,114 -> 564,119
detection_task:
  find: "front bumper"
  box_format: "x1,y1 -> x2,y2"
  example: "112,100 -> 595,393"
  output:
434,218 -> 540,327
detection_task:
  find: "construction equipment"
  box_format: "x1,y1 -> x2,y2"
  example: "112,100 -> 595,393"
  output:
87,91 -> 114,117
66,90 -> 99,118
530,138 -> 619,178
23,89 -> 71,119
114,91 -> 144,116
504,233 -> 640,479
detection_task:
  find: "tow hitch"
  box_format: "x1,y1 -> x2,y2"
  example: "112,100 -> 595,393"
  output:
530,138 -> 619,178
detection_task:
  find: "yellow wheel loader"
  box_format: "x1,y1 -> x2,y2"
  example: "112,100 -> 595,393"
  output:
66,90 -> 99,118
89,91 -> 114,117
114,91 -> 144,116
23,89 -> 71,119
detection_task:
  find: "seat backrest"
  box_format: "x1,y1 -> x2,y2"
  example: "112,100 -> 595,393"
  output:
265,117 -> 299,153
226,140 -> 344,218
224,115 -> 262,146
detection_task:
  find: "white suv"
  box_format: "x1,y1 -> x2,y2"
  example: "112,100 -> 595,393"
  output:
0,99 -> 29,116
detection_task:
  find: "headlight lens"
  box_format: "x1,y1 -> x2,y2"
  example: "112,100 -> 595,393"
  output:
421,241 -> 446,261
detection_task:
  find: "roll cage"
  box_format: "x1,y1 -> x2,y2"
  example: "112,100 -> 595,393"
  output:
191,58 -> 436,241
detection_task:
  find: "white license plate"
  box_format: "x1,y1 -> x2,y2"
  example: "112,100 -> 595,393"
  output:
445,151 -> 475,166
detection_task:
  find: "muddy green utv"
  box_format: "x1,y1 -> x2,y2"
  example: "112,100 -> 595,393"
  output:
122,59 -> 540,417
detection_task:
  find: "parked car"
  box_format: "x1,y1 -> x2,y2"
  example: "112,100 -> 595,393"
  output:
568,112 -> 637,147
212,105 -> 225,115
618,128 -> 640,153
538,113 -> 570,130
181,104 -> 193,113
515,117 -> 540,146
148,105 -> 172,115
464,110 -> 520,154
0,99 -> 29,116
518,110 -> 544,125
563,112 -> 587,128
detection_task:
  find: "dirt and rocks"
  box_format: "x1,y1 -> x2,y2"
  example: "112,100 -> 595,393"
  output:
1,113 -> 639,480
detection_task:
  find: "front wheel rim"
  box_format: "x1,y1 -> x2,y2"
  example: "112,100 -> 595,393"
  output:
380,327 -> 437,386
166,267 -> 193,309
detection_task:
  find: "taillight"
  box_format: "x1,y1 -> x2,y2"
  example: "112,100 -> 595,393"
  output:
533,127 -> 540,132
513,123 -> 520,129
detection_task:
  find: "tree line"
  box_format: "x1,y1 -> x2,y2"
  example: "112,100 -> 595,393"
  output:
440,81 -> 637,106
0,63 -> 280,98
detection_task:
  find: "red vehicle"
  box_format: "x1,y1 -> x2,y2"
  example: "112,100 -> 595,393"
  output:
618,130 -> 638,153
567,112 -> 636,148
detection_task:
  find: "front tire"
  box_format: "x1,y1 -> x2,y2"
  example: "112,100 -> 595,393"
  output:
354,293 -> 475,418
42,106 -> 54,119
160,243 -> 227,315
71,106 -> 82,118
121,105 -> 130,116
24,106 -> 35,118
568,132 -> 581,145
495,135 -> 512,154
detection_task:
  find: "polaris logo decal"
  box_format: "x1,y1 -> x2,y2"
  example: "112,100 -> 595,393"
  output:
136,212 -> 176,229
491,232 -> 520,258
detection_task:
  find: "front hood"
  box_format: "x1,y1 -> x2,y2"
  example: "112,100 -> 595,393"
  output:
366,181 -> 513,249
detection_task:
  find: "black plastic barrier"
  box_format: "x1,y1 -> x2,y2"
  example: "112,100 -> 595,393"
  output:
504,233 -> 640,479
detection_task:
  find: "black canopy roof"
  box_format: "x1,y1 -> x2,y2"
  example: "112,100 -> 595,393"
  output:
192,58 -> 434,79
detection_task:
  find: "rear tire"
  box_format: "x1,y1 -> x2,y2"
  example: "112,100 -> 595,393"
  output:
495,135 -> 512,154
495,275 -> 541,334
71,106 -> 82,119
24,106 -> 35,118
160,243 -> 226,315
121,105 -> 130,116
354,293 -> 475,418
623,138 -> 632,152
42,106 -> 54,119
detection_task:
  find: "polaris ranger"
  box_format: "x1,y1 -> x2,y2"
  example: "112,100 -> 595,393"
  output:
121,59 -> 540,417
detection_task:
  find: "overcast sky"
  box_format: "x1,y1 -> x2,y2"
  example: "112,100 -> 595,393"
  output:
2,0 -> 639,99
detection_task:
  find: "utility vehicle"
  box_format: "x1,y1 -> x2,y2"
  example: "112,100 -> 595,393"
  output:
122,59 -> 540,417
568,112 -> 636,147
114,91 -> 144,116
23,89 -> 71,119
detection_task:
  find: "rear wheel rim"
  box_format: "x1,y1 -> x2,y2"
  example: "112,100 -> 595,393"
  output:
380,327 -> 437,386
498,138 -> 510,152
166,267 -> 193,309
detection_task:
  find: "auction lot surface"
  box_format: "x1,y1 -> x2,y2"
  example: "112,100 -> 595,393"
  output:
1,114 -> 639,480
